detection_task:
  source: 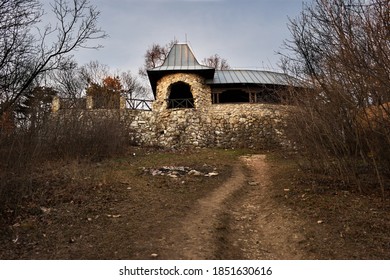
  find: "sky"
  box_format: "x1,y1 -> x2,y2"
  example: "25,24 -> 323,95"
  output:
44,0 -> 306,74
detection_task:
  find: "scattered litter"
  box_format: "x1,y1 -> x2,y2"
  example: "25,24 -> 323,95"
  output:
151,253 -> 158,258
12,235 -> 19,243
40,207 -> 51,214
317,220 -> 324,224
106,214 -> 121,218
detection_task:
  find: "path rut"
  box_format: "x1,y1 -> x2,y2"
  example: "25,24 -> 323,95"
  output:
159,154 -> 309,259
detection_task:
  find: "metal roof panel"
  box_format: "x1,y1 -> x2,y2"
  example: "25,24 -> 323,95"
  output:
149,43 -> 214,71
207,70 -> 292,86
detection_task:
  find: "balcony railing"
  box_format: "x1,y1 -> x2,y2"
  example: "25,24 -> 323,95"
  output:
167,98 -> 195,109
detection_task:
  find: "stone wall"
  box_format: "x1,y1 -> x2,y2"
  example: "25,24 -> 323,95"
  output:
149,103 -> 288,149
52,104 -> 288,149
52,72 -> 290,150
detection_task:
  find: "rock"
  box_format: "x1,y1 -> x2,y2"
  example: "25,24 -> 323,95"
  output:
151,170 -> 162,176
188,170 -> 203,176
205,172 -> 219,177
317,220 -> 324,224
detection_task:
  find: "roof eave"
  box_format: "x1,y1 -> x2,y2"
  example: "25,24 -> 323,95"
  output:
147,68 -> 215,97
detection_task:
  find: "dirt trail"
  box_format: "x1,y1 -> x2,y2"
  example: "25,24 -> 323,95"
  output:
159,154 -> 309,260
159,163 -> 246,259
227,154 -> 309,259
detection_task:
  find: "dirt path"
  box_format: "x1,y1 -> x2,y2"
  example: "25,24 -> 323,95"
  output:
157,154 -> 310,259
159,163 -> 246,259
225,154 -> 309,259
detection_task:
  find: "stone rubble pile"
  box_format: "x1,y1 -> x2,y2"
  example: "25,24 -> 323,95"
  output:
142,166 -> 219,178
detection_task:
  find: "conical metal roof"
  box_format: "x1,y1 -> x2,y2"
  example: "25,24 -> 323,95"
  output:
151,43 -> 214,71
147,43 -> 215,97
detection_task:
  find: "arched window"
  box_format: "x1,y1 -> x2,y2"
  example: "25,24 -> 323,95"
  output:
218,89 -> 249,103
167,82 -> 194,109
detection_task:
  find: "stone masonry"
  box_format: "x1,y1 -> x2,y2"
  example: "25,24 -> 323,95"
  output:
52,70 -> 290,149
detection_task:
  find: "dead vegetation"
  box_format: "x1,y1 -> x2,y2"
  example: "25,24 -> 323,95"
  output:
0,145 -> 243,259
282,0 -> 390,197
268,152 -> 390,259
1,147 -> 390,259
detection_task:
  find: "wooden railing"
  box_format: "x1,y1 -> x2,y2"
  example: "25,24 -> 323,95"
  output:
56,97 -> 153,111
126,99 -> 153,111
167,98 -> 195,109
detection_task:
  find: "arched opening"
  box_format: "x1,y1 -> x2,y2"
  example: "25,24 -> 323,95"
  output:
218,89 -> 249,103
167,82 -> 194,109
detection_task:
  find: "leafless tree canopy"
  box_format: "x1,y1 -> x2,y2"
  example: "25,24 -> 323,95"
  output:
0,0 -> 107,116
51,60 -> 151,106
202,54 -> 231,70
138,40 -> 177,77
282,0 -> 390,196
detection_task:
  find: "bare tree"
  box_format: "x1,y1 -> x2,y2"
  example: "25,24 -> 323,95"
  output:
79,60 -> 110,87
120,70 -> 151,100
0,0 -> 107,117
202,54 -> 231,70
50,59 -> 151,108
282,0 -> 390,196
138,40 -> 177,77
49,59 -> 84,99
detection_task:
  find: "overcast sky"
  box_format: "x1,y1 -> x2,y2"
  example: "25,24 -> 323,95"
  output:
49,0 -> 306,74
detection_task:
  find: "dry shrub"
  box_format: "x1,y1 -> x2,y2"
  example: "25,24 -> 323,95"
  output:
44,111 -> 126,159
282,0 -> 390,197
285,86 -> 390,196
0,110 -> 129,220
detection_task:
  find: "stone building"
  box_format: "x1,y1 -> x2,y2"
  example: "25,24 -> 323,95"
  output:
144,43 -> 292,148
148,43 -> 292,112
52,43 -> 295,149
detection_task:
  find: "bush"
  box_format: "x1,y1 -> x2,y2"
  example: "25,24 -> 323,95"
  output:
0,110 -> 129,221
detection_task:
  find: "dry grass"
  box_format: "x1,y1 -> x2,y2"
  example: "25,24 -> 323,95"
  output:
2,146 -> 390,259
267,151 -> 390,259
0,147 -> 246,259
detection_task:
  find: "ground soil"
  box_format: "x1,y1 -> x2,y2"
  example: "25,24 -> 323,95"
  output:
1,148 -> 390,259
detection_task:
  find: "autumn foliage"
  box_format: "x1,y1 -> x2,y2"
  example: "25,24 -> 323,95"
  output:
86,76 -> 123,109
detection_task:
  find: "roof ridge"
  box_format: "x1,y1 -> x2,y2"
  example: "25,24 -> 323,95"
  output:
216,68 -> 286,74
